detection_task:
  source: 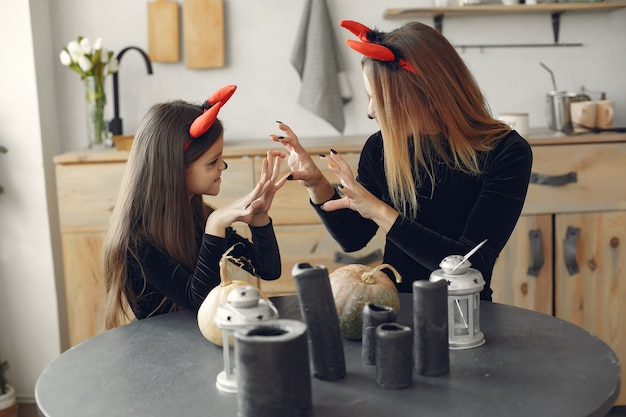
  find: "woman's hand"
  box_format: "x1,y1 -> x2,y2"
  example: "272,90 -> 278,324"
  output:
321,150 -> 400,233
269,121 -> 336,204
205,153 -> 287,236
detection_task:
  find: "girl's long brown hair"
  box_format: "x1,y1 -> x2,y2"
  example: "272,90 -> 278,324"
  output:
103,101 -> 223,328
363,21 -> 510,218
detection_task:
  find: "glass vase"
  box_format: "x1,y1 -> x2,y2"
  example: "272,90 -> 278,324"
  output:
84,75 -> 108,149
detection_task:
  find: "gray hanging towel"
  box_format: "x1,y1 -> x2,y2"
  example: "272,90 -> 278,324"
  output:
291,0 -> 352,133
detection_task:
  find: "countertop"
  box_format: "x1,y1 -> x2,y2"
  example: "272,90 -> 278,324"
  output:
53,128 -> 626,165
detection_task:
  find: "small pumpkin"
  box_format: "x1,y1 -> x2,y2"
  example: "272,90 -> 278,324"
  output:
197,244 -> 268,346
329,263 -> 402,340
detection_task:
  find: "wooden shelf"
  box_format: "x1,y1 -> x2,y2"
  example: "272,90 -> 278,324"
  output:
384,2 -> 626,47
384,2 -> 626,19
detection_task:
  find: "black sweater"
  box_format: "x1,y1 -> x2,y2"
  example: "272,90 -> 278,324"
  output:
314,131 -> 532,300
127,221 -> 281,319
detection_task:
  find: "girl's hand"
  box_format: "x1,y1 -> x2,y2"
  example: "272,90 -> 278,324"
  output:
205,153 -> 287,236
321,150 -> 399,233
269,121 -> 335,204
247,151 -> 287,226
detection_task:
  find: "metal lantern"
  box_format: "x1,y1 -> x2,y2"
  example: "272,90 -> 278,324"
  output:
213,285 -> 279,393
430,255 -> 486,350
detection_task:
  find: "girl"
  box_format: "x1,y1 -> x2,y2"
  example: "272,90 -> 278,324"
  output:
104,85 -> 286,328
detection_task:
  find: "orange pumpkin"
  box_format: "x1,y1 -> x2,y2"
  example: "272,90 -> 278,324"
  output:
329,263 -> 402,340
197,244 -> 268,346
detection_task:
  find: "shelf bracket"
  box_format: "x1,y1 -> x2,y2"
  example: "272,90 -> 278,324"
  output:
551,12 -> 563,44
434,14 -> 444,33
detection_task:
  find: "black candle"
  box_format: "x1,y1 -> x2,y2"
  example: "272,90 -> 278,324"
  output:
412,279 -> 449,376
362,303 -> 397,365
375,323 -> 413,389
235,319 -> 312,417
292,263 -> 346,381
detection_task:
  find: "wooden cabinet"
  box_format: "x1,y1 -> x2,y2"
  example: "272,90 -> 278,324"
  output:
490,133 -> 626,404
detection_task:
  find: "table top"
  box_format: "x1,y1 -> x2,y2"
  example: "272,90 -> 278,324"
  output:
35,294 -> 621,417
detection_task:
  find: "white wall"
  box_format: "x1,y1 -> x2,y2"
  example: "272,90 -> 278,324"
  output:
0,0 -> 64,405
0,0 -> 624,403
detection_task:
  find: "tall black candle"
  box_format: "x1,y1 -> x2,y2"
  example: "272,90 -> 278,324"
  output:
412,279 -> 449,376
362,303 -> 397,365
235,319 -> 312,417
292,263 -> 346,380
375,323 -> 413,389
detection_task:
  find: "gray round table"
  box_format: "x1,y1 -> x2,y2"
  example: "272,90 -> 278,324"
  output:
36,294 -> 620,417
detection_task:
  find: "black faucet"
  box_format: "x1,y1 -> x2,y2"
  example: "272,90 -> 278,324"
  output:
109,46 -> 153,136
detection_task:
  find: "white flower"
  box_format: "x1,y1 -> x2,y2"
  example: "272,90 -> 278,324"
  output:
59,50 -> 71,66
67,40 -> 81,59
60,36 -> 117,80
79,37 -> 92,55
78,55 -> 93,73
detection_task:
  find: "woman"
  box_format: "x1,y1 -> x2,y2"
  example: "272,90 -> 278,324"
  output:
270,21 -> 532,300
104,85 -> 286,328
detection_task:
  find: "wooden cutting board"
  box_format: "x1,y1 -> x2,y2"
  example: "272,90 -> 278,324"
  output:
147,0 -> 180,62
183,0 -> 225,69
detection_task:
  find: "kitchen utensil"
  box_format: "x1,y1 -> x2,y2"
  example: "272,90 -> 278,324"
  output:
546,91 -> 583,132
540,62 -> 557,91
451,239 -> 488,273
183,0 -> 225,69
147,0 -> 180,63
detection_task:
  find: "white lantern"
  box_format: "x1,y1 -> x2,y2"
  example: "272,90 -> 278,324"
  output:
430,255 -> 485,350
213,285 -> 279,393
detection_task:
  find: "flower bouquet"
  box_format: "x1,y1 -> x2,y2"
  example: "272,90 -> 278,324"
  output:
59,36 -> 118,148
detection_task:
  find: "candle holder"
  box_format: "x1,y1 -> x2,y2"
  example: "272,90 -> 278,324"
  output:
213,285 -> 279,393
429,256 -> 485,350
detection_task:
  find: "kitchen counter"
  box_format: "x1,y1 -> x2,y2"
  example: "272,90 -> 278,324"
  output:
52,129 -> 626,164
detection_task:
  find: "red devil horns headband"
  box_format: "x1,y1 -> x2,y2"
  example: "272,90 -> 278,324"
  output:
339,20 -> 417,75
185,84 -> 237,151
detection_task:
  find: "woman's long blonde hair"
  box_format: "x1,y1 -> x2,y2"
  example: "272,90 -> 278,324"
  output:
363,21 -> 510,218
103,101 -> 223,328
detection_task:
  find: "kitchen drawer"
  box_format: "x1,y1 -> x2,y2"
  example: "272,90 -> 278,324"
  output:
524,142 -> 626,215
56,162 -> 127,232
254,153 -> 361,226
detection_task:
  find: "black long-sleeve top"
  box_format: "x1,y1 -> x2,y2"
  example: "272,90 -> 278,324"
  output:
127,221 -> 281,319
313,131 -> 532,300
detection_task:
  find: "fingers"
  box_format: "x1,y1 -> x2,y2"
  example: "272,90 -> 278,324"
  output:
320,196 -> 351,212
319,149 -> 355,187
270,121 -> 305,153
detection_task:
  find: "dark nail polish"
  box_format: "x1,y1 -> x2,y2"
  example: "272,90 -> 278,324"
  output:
330,148 -> 337,154
277,136 -> 285,140
338,184 -> 344,189
287,174 -> 294,180
318,154 -> 326,158
276,120 -> 283,124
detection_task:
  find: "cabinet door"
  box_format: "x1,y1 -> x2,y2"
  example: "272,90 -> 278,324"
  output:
62,232 -> 108,347
260,224 -> 386,296
491,214 -> 553,315
555,211 -> 626,404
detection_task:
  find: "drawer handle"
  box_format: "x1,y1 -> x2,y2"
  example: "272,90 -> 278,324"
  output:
527,229 -> 544,277
564,226 -> 580,276
529,171 -> 577,187
334,249 -> 383,265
